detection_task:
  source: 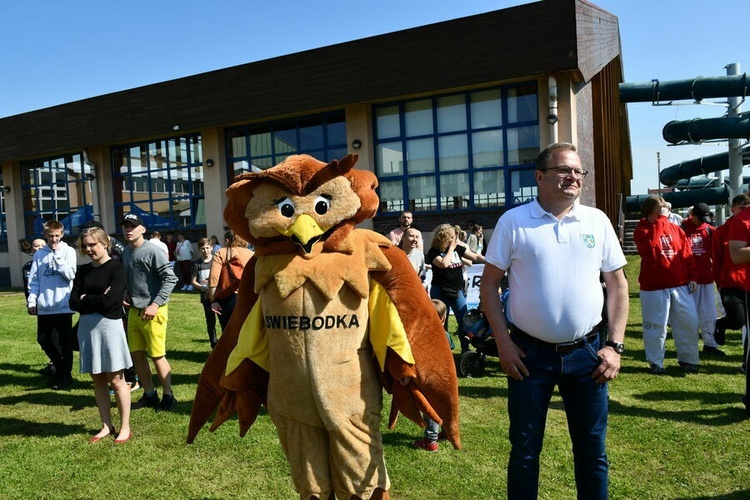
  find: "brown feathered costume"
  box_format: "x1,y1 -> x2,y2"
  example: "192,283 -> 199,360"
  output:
187,154 -> 460,500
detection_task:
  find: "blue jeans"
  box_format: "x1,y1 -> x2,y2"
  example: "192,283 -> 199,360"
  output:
423,414 -> 439,443
429,285 -> 468,351
507,333 -> 608,500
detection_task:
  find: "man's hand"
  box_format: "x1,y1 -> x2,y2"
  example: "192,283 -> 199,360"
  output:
591,347 -> 621,383
495,334 -> 528,380
140,302 -> 160,321
688,281 -> 698,293
27,306 -> 37,316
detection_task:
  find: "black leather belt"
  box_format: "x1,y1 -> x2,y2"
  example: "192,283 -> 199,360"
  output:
511,323 -> 602,353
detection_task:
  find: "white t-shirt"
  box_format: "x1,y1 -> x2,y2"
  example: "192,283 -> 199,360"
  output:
175,239 -> 194,261
150,238 -> 169,257
484,199 -> 626,343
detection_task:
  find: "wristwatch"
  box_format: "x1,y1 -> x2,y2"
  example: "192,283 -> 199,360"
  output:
604,340 -> 625,354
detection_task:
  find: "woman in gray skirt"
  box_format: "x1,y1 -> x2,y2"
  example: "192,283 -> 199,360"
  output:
70,226 -> 133,444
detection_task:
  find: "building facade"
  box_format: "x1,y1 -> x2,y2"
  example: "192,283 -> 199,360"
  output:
0,0 -> 632,288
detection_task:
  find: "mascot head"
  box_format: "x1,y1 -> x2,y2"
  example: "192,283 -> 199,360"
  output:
223,154 -> 379,257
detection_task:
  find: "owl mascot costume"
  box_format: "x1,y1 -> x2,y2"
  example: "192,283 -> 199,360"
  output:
187,154 -> 461,499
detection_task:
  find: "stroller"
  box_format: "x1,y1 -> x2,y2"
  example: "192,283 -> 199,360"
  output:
457,289 -> 508,378
458,310 -> 497,377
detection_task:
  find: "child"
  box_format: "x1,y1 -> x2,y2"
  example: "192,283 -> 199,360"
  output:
22,238 -> 56,376
22,238 -> 47,298
413,298 -> 451,452
191,238 -> 218,348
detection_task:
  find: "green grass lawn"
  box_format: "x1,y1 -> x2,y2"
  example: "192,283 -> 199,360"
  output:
1,255 -> 749,499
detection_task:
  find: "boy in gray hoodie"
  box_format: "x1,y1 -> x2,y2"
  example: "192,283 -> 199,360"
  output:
27,220 -> 77,389
121,213 -> 178,412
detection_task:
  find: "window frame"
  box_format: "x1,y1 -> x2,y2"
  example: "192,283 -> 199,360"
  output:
20,153 -> 95,238
373,83 -> 540,215
111,134 -> 206,230
225,110 -> 348,178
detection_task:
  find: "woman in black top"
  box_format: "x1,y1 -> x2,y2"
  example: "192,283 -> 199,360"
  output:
427,223 -> 485,353
70,226 -> 133,444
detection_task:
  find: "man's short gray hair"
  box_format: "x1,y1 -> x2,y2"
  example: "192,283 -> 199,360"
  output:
535,142 -> 577,170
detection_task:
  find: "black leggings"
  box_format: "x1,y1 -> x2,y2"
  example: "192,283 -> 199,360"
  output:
216,294 -> 237,333
716,288 -> 747,331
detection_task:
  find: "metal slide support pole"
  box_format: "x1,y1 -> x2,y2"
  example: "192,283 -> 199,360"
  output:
727,63 -> 743,201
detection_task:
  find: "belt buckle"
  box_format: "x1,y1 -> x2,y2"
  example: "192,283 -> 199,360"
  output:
555,340 -> 576,353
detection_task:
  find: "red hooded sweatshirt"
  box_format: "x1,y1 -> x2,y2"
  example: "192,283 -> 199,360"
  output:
727,206 -> 750,291
681,218 -> 713,285
634,215 -> 696,291
712,216 -> 748,290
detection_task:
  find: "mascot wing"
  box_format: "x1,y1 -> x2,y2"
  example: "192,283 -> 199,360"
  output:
372,245 -> 462,450
187,256 -> 268,443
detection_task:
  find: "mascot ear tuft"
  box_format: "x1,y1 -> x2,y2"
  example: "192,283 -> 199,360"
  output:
224,177 -> 257,244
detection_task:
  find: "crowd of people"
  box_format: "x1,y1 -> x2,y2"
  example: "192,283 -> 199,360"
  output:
392,144 -> 748,498
21,215 -> 254,445
17,142 -> 750,499
634,194 -> 749,385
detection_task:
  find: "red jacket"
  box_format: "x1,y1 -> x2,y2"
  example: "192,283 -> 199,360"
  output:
681,218 -> 713,284
727,207 -> 750,291
634,215 -> 696,291
712,217 -> 748,290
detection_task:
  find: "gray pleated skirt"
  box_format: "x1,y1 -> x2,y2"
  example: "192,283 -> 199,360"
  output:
77,313 -> 132,375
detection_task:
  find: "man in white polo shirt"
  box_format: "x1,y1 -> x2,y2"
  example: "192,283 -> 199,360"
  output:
480,142 -> 629,500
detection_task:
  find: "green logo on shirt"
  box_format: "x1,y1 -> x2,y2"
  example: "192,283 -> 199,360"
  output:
582,234 -> 595,248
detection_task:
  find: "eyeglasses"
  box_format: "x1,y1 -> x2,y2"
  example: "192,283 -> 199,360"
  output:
539,167 -> 589,179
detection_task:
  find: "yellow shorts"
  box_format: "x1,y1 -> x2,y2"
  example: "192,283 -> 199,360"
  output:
127,305 -> 169,358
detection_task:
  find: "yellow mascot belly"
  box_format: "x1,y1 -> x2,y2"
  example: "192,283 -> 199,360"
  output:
260,258 -> 389,499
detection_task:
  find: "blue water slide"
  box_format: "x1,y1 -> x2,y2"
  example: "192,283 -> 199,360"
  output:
620,75 -> 750,211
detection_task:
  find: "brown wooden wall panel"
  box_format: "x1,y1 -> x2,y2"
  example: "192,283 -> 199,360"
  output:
592,56 -> 632,227
575,1 -> 621,81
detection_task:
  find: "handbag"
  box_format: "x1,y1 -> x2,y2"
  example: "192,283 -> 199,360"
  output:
214,248 -> 244,300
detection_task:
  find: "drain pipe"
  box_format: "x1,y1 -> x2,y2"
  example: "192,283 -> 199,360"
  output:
548,75 -> 558,143
83,149 -> 100,221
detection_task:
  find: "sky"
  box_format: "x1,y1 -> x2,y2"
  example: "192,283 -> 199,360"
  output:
0,0 -> 746,196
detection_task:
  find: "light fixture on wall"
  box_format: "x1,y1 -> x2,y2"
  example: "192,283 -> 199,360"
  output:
205,159 -> 215,168
173,124 -> 180,131
2,186 -> 10,194
351,139 -> 362,149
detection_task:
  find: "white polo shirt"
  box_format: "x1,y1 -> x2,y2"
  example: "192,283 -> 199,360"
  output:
484,199 -> 626,343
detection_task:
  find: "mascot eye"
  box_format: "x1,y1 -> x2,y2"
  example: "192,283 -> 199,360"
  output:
314,195 -> 331,215
276,198 -> 296,218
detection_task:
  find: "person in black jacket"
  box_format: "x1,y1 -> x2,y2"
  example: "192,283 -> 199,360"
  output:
70,226 -> 133,444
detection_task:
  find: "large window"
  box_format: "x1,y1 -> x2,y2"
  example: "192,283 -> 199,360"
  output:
374,84 -> 539,213
226,111 -> 348,178
112,134 -> 205,229
21,153 -> 95,237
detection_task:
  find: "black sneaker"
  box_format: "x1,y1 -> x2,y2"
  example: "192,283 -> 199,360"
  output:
49,375 -> 74,390
39,364 -> 57,377
649,364 -> 666,375
155,393 -> 177,412
678,361 -> 700,373
131,391 -> 160,410
702,346 -> 726,357
714,328 -> 726,346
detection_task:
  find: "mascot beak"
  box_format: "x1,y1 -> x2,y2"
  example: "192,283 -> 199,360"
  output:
280,213 -> 327,254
